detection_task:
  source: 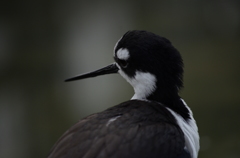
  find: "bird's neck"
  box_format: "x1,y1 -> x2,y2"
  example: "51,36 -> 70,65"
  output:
124,71 -> 189,120
132,86 -> 191,121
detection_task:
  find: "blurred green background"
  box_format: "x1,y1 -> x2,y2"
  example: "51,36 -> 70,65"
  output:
0,0 -> 240,158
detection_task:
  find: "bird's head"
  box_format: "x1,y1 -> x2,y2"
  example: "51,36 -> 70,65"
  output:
66,30 -> 184,101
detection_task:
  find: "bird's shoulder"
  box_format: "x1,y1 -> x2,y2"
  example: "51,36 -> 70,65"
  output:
48,100 -> 187,158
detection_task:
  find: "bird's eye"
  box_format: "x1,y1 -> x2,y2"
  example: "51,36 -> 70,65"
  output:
118,59 -> 128,68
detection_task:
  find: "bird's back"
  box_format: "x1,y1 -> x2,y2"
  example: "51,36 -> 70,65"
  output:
48,100 -> 190,158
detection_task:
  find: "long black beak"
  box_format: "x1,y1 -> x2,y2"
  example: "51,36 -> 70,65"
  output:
65,63 -> 119,82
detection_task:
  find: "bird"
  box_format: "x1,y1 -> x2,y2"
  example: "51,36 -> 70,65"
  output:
48,30 -> 199,158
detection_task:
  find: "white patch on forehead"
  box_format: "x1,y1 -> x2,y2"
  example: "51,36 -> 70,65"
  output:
116,48 -> 130,60
116,64 -> 156,100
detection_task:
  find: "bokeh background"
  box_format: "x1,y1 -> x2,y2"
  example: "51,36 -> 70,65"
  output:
1,0 -> 240,158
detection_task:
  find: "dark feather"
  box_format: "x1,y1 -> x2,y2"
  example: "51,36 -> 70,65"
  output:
48,100 -> 189,158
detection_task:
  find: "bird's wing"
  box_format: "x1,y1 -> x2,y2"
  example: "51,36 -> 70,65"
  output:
47,100 -> 188,158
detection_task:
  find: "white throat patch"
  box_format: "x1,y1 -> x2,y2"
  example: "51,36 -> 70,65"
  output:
116,65 -> 156,100
131,71 -> 156,100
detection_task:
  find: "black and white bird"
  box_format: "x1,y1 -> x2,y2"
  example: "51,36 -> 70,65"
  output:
48,30 -> 199,158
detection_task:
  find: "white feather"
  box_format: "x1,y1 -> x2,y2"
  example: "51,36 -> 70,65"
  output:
116,48 -> 130,60
116,65 -> 156,100
106,116 -> 121,126
167,99 -> 200,158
